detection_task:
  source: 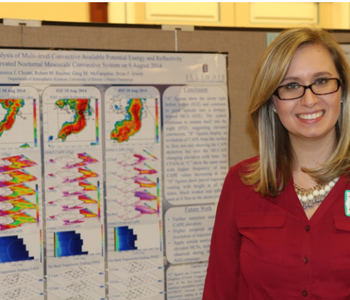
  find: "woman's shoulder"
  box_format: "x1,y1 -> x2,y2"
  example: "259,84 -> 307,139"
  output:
228,156 -> 259,176
224,156 -> 259,185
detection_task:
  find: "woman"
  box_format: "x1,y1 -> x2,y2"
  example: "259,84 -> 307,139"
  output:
203,27 -> 350,299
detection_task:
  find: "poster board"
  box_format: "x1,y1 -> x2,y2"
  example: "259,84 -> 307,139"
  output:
0,46 -> 228,300
1,20 -> 350,300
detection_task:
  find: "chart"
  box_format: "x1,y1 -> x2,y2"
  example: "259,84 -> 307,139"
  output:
108,257 -> 164,300
0,154 -> 41,231
114,222 -> 162,252
105,87 -> 160,145
0,87 -> 39,149
47,227 -> 102,258
42,87 -> 101,147
106,148 -> 160,222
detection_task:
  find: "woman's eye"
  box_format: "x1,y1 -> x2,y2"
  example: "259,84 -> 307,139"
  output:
285,83 -> 300,90
314,78 -> 329,85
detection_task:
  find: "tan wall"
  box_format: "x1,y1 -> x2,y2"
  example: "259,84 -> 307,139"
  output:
1,3 -> 349,30
109,2 -> 350,30
0,2 -> 89,23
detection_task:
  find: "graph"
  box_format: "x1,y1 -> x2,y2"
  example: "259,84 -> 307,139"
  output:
107,96 -> 158,145
48,227 -> 101,258
116,285 -> 162,300
52,152 -> 99,169
0,154 -> 40,231
46,226 -> 105,299
45,151 -> 101,226
45,98 -> 99,147
48,265 -> 102,286
0,98 -> 38,148
107,149 -> 160,221
114,223 -> 161,252
108,258 -> 164,300
0,235 -> 34,263
47,277 -> 103,299
54,231 -> 88,257
0,272 -> 42,290
0,155 -> 36,173
48,194 -> 97,209
1,285 -> 43,300
0,170 -> 37,187
111,273 -> 160,291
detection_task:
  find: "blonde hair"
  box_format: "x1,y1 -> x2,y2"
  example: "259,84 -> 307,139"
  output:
242,27 -> 350,197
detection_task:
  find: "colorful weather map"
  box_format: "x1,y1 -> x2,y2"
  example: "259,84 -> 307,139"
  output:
0,90 -> 39,148
0,99 -> 24,137
111,98 -> 144,143
107,96 -> 158,144
44,93 -> 100,147
55,99 -> 92,141
0,154 -> 39,231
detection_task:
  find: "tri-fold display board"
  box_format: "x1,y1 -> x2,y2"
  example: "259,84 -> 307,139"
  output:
0,20 -> 349,300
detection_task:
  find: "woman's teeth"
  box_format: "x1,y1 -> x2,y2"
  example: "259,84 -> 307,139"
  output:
297,111 -> 324,120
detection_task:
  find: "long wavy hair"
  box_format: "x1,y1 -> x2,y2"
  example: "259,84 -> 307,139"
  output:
242,27 -> 350,197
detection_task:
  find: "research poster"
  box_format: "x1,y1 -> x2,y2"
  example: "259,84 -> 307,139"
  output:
0,86 -> 44,300
0,48 -> 229,300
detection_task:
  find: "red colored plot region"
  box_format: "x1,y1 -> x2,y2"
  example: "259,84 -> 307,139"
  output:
0,212 -> 36,230
0,155 -> 36,173
51,208 -> 98,225
0,184 -> 36,201
0,99 -> 24,137
56,99 -> 91,141
135,203 -> 158,215
134,164 -> 157,175
134,190 -> 157,201
48,195 -> 97,207
62,152 -> 98,169
134,177 -> 157,188
0,170 -> 37,187
63,167 -> 98,183
0,198 -> 36,216
110,98 -> 143,142
78,181 -> 97,192
58,181 -> 97,196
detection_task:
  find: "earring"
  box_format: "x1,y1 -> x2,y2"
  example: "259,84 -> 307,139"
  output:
272,107 -> 277,113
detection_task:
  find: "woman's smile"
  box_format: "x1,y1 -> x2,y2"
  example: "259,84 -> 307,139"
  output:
273,43 -> 341,141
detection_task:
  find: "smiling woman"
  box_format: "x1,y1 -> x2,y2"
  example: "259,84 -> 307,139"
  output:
272,43 -> 342,144
203,27 -> 350,300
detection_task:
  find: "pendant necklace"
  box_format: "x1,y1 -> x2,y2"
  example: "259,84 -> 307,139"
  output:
294,177 -> 339,209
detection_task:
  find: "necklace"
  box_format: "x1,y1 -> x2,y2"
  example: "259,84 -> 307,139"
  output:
294,177 -> 339,209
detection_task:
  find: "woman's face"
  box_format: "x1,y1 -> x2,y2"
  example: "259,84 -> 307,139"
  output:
272,43 -> 342,142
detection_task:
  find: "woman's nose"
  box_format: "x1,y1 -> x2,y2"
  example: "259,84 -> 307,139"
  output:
300,87 -> 319,107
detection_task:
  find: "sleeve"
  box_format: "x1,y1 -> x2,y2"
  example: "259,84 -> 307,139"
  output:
202,166 -> 242,299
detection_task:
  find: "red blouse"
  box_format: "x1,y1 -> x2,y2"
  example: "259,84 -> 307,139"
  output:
203,157 -> 350,299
